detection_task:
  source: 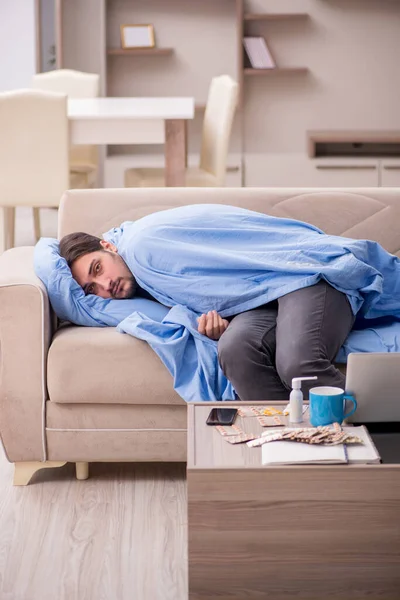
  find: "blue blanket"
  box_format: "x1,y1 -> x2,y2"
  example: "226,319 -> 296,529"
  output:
104,204 -> 400,319
117,306 -> 236,401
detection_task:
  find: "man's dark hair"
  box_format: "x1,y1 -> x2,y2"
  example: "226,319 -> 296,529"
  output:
59,232 -> 103,267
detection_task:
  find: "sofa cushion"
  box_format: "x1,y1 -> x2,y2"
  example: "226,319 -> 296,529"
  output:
47,326 -> 185,405
46,401 -> 187,429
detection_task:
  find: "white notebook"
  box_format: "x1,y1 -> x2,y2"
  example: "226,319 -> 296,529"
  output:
262,438 -> 347,465
261,426 -> 381,466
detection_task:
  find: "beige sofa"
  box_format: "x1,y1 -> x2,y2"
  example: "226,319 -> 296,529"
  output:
1,187 -> 400,485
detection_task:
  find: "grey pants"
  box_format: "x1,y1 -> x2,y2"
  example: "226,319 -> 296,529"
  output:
218,281 -> 355,400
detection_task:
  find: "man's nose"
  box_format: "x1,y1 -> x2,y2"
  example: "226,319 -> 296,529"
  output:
97,274 -> 113,295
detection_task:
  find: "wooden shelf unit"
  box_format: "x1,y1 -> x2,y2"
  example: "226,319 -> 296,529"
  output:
307,130 -> 400,158
52,0 -> 321,186
243,8 -> 310,79
107,47 -> 174,56
55,1 -> 312,114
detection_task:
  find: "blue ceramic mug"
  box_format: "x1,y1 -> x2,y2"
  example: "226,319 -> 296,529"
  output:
309,386 -> 357,426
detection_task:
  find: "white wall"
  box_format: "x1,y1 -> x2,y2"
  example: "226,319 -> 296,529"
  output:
0,0 -> 36,92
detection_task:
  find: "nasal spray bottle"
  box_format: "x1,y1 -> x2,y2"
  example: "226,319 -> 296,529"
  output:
289,376 -> 318,423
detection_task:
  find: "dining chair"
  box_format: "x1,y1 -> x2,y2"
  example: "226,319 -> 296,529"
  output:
31,69 -> 100,238
124,75 -> 239,188
0,89 -> 69,252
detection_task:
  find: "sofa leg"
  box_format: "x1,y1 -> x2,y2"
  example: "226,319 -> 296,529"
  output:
13,461 -> 67,486
75,462 -> 89,481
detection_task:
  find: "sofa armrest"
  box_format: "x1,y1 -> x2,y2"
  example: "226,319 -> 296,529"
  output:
0,247 -> 52,462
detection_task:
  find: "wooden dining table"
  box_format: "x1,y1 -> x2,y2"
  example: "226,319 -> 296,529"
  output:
68,97 -> 195,186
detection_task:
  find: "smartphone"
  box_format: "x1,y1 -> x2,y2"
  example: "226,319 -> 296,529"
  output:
206,408 -> 238,426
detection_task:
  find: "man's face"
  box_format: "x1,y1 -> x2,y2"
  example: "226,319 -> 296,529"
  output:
71,241 -> 137,299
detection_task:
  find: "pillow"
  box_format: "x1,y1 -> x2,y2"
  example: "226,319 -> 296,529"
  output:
33,238 -> 169,327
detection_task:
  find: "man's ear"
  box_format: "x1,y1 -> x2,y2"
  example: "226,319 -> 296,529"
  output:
100,240 -> 118,253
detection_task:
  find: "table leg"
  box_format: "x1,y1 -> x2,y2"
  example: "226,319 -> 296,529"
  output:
185,119 -> 188,168
165,119 -> 186,186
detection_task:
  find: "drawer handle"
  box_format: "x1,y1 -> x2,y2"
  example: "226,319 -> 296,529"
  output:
316,165 -> 376,170
383,165 -> 400,170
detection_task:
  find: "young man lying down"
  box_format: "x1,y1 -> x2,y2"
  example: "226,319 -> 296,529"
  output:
54,204 -> 400,401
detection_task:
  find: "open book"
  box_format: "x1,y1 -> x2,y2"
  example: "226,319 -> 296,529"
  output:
262,426 -> 381,466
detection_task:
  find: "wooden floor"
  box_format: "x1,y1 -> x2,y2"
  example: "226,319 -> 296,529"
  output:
0,447 -> 188,600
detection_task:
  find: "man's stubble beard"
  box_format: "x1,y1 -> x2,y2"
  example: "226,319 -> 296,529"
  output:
124,276 -> 138,298
113,253 -> 138,299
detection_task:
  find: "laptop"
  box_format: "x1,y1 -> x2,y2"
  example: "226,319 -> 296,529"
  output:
345,353 -> 400,423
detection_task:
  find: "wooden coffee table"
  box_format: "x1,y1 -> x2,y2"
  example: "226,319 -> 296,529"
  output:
187,402 -> 400,600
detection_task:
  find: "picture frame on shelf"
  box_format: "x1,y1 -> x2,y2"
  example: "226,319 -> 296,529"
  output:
120,24 -> 155,49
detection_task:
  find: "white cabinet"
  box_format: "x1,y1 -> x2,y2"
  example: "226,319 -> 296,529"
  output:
244,154 -> 380,188
381,160 -> 400,187
312,158 -> 379,187
244,155 -> 400,188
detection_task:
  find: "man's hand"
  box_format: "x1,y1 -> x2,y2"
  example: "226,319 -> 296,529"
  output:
197,310 -> 229,340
